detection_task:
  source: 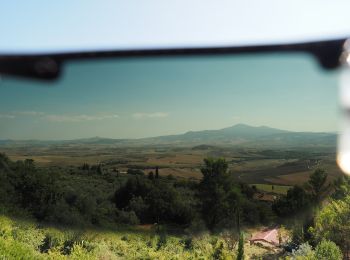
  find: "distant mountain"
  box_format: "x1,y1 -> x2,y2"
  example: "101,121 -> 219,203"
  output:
140,124 -> 336,147
0,124 -> 337,148
143,124 -> 289,144
181,123 -> 289,139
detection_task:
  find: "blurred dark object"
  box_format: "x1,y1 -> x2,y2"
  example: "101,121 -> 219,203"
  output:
0,38 -> 345,81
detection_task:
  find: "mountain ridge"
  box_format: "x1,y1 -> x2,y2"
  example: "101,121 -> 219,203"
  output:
0,124 -> 336,148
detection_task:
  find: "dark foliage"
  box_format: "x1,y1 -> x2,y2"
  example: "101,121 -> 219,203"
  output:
272,185 -> 311,217
114,175 -> 196,224
0,153 -> 281,230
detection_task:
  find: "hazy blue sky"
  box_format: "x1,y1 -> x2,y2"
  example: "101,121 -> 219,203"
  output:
0,53 -> 340,140
1,1 -> 350,53
0,1 -> 347,139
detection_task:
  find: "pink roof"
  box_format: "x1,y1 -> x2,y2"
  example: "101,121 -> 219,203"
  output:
250,228 -> 279,245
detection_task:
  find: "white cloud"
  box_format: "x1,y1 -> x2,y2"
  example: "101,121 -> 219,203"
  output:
44,114 -> 119,122
0,110 -> 44,119
132,112 -> 169,119
0,110 -> 120,122
0,114 -> 15,119
16,111 -> 45,116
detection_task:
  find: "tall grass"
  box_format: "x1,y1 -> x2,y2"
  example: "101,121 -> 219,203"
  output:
0,214 -> 238,259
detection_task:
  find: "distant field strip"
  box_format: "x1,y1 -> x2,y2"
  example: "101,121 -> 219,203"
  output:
250,184 -> 291,195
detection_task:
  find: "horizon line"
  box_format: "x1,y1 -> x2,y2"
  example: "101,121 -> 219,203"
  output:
0,123 -> 338,142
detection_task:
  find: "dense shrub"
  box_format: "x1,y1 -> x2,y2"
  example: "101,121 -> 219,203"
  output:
0,236 -> 43,260
114,175 -> 197,225
315,240 -> 342,260
291,242 -> 314,259
116,210 -> 140,225
272,185 -> 311,217
12,222 -> 45,250
310,195 -> 350,256
39,229 -> 66,253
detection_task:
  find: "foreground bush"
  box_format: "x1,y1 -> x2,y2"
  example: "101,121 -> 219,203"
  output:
0,214 -> 239,259
288,240 -> 342,260
0,236 -> 43,259
314,240 -> 342,260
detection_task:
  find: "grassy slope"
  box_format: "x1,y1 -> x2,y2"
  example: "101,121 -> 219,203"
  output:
0,213 -> 230,259
0,212 -> 275,260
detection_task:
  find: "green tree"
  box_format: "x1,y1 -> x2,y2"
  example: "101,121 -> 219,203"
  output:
127,196 -> 149,222
272,185 -> 310,217
311,194 -> 350,258
96,164 -> 103,175
331,176 -> 350,200
81,163 -> 90,171
199,158 -> 241,230
237,233 -> 244,260
308,169 -> 328,201
8,160 -> 62,220
0,153 -> 10,170
155,166 -> 159,179
201,158 -> 229,182
114,176 -> 152,209
148,171 -> 154,180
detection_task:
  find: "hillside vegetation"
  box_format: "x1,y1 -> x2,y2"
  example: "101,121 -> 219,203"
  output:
0,213 -> 241,259
0,152 -> 347,259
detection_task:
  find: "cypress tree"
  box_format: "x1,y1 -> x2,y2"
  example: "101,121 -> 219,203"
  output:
148,171 -> 154,180
155,166 -> 159,179
237,233 -> 244,260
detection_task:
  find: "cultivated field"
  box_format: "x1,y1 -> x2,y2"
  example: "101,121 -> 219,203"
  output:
0,143 -> 343,186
